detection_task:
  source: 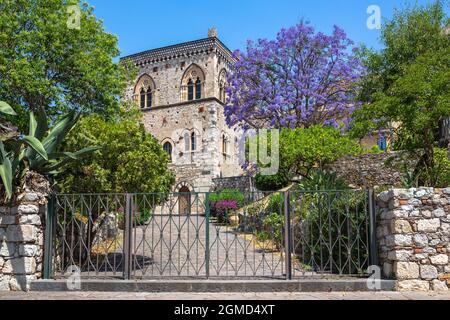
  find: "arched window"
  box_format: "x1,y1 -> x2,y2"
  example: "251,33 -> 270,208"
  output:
191,132 -> 196,151
195,78 -> 202,99
187,79 -> 194,101
181,64 -> 205,101
140,88 -> 146,109
134,74 -> 156,109
163,142 -> 172,161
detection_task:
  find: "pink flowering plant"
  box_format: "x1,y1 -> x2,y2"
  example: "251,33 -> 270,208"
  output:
212,199 -> 238,223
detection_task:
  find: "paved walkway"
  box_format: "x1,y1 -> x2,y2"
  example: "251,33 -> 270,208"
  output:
1,291 -> 450,300
130,215 -> 285,278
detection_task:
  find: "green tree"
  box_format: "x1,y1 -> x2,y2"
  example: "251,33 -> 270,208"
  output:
0,0 -> 132,130
254,126 -> 361,190
59,108 -> 175,194
351,1 -> 450,183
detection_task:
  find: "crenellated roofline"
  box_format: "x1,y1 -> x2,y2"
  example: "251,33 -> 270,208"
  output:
120,37 -> 236,67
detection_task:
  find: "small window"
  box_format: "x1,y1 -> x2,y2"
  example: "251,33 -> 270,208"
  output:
163,142 -> 172,161
191,132 -> 196,151
146,88 -> 152,108
378,136 -> 387,151
187,79 -> 194,101
140,88 -> 146,109
195,78 -> 202,99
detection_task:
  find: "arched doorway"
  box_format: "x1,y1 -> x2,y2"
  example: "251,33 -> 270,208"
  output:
178,186 -> 191,215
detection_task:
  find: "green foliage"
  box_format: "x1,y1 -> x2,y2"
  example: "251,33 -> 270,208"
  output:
261,212 -> 284,248
1,100 -> 95,200
295,190 -> 368,274
416,148 -> 450,187
59,108 -> 175,194
298,170 -> 349,191
267,193 -> 285,214
0,0 -> 134,131
351,1 -> 450,183
251,126 -> 361,189
255,170 -> 291,191
209,188 -> 245,207
281,126 -> 361,178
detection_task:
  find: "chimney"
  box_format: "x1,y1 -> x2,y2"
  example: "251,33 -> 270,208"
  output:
208,28 -> 218,38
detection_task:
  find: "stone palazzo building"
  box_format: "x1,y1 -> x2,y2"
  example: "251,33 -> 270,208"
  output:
121,29 -> 244,205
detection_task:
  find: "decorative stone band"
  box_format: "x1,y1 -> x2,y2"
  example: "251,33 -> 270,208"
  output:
377,188 -> 450,291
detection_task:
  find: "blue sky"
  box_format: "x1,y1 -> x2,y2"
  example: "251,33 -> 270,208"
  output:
87,0 -> 447,57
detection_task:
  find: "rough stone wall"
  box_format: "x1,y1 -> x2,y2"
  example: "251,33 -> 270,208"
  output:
0,192 -> 46,291
329,151 -> 419,188
212,176 -> 255,193
377,188 -> 450,291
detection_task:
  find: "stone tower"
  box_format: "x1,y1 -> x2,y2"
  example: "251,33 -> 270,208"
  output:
121,30 -> 243,198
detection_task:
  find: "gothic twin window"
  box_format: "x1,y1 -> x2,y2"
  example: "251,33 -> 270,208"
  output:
135,74 -> 155,109
182,65 -> 205,101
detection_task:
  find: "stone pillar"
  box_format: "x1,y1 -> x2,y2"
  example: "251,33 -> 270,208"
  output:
377,188 -> 450,291
0,191 -> 46,291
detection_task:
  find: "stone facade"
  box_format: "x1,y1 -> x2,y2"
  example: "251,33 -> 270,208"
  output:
376,188 -> 450,291
0,192 -> 47,291
122,30 -> 243,194
329,151 -> 420,188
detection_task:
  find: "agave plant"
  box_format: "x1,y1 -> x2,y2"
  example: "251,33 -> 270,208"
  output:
0,101 -> 99,200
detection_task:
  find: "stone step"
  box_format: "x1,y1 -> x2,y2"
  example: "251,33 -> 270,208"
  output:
30,279 -> 396,292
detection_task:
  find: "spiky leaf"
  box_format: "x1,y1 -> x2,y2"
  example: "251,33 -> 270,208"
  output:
0,157 -> 13,199
23,135 -> 48,161
0,101 -> 16,116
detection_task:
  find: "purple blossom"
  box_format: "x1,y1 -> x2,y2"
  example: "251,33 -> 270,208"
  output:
225,22 -> 366,130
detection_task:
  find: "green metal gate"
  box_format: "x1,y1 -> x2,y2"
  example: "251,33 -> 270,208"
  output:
43,190 -> 378,280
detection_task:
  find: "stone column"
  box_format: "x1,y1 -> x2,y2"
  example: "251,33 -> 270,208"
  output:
377,188 -> 450,291
0,191 -> 47,291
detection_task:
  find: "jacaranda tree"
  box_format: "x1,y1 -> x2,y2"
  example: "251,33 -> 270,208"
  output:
225,22 -> 365,130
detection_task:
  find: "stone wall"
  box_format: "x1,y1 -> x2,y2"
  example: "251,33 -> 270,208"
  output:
329,151 -> 419,188
377,188 -> 450,291
212,176 -> 256,193
0,191 -> 47,291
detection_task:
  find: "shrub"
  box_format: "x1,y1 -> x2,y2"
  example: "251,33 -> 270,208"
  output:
209,188 -> 244,207
262,212 -> 284,249
298,170 -> 349,191
418,147 -> 450,187
212,199 -> 238,223
255,171 -> 291,191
